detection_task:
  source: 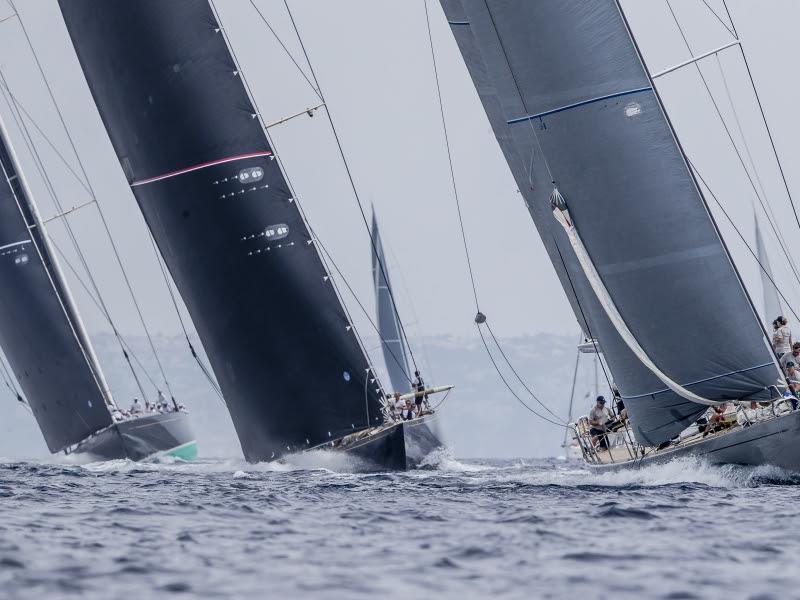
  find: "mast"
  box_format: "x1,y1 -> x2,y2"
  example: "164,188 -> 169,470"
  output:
0,108 -> 113,452
58,0 -> 385,461
0,113 -> 114,409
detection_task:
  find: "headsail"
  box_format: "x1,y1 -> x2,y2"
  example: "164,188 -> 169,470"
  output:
370,210 -> 411,393
59,0 -> 385,460
0,114 -> 112,452
440,0 -> 782,444
753,209 -> 782,324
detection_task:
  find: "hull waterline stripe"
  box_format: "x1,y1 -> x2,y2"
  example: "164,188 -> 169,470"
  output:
622,361 -> 776,400
0,239 -> 30,252
130,151 -> 273,187
507,87 -> 653,125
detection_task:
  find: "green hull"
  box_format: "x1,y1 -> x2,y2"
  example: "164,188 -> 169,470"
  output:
164,440 -> 198,461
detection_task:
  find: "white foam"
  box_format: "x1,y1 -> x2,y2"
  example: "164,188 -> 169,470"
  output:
418,447 -> 491,472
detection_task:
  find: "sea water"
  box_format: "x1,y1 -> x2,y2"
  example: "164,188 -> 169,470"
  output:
0,452 -> 797,599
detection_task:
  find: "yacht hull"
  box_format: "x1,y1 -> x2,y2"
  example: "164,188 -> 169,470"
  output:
71,411 -> 196,462
336,414 -> 443,471
589,410 -> 800,473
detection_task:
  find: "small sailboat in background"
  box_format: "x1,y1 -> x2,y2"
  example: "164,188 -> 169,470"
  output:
0,110 -> 195,462
439,0 -> 800,470
58,0 -> 450,470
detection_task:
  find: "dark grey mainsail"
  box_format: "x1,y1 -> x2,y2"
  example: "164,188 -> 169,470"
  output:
59,0 -> 385,461
0,116 -> 112,452
371,210 -> 411,393
754,209 -> 782,324
440,0 -> 782,444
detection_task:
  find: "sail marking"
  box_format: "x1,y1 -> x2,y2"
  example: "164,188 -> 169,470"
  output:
130,151 -> 273,187
0,239 -> 30,253
507,86 -> 653,125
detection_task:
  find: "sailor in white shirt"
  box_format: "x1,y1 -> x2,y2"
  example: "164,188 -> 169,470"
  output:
130,397 -> 143,414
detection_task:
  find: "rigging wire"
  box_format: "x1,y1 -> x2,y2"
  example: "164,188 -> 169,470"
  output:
145,228 -> 227,405
422,0 -> 567,423
7,2 -> 177,401
689,158 -> 800,322
208,0 -> 389,403
664,0 -> 800,287
280,0 -> 421,377
719,0 -> 800,234
48,235 -> 161,395
0,350 -> 25,407
246,0 -> 322,102
422,0 -> 479,311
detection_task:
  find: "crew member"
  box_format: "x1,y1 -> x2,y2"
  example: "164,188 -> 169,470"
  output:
588,396 -> 615,449
130,397 -> 142,414
412,370 -> 427,414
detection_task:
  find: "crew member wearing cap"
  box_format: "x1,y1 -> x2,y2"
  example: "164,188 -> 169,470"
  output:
588,396 -> 616,450
785,362 -> 800,409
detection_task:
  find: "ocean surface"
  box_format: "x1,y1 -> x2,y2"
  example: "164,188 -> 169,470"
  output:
0,452 -> 798,599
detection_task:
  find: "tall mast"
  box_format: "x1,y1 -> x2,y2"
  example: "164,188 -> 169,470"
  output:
0,109 -> 114,410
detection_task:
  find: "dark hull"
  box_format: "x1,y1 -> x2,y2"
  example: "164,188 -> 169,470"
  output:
71,412 -> 196,462
340,415 -> 443,471
589,410 -> 800,473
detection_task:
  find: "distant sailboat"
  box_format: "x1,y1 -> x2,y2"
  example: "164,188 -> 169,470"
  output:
0,111 -> 195,461
753,209 -> 782,325
440,0 -> 800,470
370,209 -> 412,394
59,0 -> 448,470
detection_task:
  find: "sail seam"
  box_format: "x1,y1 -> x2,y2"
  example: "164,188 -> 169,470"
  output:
130,151 -> 273,187
622,361 -> 776,400
506,86 -> 652,125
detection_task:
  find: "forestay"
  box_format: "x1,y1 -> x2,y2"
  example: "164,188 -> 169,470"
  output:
0,118 -> 111,452
371,211 -> 411,394
440,0 -> 782,444
59,0 -> 385,461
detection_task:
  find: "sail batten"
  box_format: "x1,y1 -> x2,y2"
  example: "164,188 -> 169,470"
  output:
441,0 -> 783,444
60,0 -> 384,460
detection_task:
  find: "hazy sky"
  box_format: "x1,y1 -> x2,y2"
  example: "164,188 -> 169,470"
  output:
1,1 -> 799,347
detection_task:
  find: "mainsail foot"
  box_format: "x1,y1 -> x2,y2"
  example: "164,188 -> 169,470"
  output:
68,411 -> 196,462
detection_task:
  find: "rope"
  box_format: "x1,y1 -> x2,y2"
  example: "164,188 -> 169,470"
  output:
720,0 -> 800,235
8,3 -> 176,400
689,159 -> 800,323
0,350 -> 25,406
145,228 -> 227,405
246,0 -> 322,102
48,236 -> 161,392
281,0 -> 421,377
0,72 -> 116,409
423,0 -> 480,310
664,0 -> 800,287
423,0 -> 568,424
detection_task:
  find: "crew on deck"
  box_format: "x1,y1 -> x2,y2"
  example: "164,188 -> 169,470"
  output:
588,396 -> 616,450
780,342 -> 800,370
413,370 -> 427,414
773,315 -> 792,358
130,397 -> 142,414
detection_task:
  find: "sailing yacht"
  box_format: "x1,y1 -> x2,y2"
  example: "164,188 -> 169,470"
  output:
57,0 -> 448,470
0,109 -> 195,462
439,0 -> 800,470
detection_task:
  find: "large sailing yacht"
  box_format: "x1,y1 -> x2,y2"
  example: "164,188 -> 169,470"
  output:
439,0 -> 800,470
